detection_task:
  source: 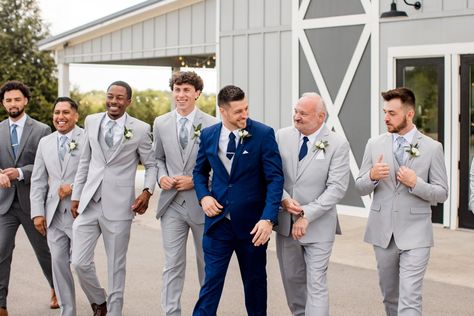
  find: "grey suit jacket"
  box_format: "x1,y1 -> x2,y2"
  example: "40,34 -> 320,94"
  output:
274,125 -> 350,243
153,109 -> 218,224
71,113 -> 157,221
30,126 -> 85,226
355,131 -> 448,250
0,116 -> 51,215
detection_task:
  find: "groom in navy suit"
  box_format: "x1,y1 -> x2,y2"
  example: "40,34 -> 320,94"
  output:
192,85 -> 283,315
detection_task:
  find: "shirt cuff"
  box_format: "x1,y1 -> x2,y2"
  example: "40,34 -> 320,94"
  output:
17,168 -> 24,181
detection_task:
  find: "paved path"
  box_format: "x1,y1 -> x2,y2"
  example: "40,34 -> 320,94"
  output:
6,172 -> 474,315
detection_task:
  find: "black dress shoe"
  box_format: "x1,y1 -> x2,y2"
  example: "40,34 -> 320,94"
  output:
91,302 -> 107,316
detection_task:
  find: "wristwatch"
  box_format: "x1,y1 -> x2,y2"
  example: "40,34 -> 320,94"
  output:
143,188 -> 152,195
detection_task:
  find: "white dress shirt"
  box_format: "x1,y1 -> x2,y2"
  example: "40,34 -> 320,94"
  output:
102,113 -> 126,145
9,114 -> 28,180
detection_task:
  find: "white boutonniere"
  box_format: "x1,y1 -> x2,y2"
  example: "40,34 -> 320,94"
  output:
238,129 -> 252,144
406,143 -> 420,158
68,139 -> 78,152
313,139 -> 329,153
192,123 -> 202,140
124,126 -> 133,140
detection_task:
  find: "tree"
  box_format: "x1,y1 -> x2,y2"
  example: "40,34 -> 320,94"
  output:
0,0 -> 57,125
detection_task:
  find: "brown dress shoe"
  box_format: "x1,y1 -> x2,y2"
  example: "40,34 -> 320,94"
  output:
0,307 -> 8,316
50,288 -> 60,309
91,302 -> 107,316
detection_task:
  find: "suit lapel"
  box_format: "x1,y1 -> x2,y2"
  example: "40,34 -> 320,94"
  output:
296,126 -> 329,180
92,113 -> 107,163
1,120 -> 15,161
212,123 -> 229,178
383,133 -> 397,188
108,113 -> 130,163
289,128 -> 299,182
230,119 -> 253,179
183,110 -> 202,169
61,126 -> 81,177
48,132 -> 63,177
16,116 -> 33,162
405,131 -> 422,169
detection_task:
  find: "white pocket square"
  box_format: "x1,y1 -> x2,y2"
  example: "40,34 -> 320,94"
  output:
243,150 -> 249,155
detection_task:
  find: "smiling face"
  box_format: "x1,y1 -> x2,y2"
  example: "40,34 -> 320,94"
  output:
293,95 -> 326,136
106,85 -> 131,120
53,101 -> 78,134
219,98 -> 249,131
173,83 -> 200,116
2,89 -> 27,120
383,98 -> 414,135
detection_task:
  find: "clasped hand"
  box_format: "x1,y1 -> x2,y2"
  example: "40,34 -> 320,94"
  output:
160,175 -> 194,191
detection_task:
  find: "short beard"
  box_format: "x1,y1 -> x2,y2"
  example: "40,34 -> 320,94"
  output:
8,108 -> 25,119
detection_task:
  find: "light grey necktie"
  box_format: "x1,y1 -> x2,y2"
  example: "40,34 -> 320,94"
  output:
58,135 -> 68,161
105,120 -> 116,148
394,136 -> 406,166
10,124 -> 19,159
179,117 -> 188,149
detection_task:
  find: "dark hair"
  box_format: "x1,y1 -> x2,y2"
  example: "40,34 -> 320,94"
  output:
169,71 -> 204,92
0,80 -> 31,100
217,85 -> 245,107
107,81 -> 132,100
53,97 -> 78,112
381,87 -> 416,111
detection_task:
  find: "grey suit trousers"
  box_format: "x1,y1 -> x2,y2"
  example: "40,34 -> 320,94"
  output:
48,207 -> 76,316
160,201 -> 205,316
374,237 -> 430,316
276,233 -> 333,316
0,199 -> 53,307
71,200 -> 131,316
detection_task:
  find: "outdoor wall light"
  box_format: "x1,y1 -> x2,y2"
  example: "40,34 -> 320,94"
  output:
381,0 -> 421,18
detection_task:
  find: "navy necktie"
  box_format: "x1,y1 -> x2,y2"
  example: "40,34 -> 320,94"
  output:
299,136 -> 309,161
226,132 -> 236,160
10,124 -> 19,159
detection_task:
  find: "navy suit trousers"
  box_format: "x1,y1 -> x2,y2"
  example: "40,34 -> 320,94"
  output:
193,218 -> 268,316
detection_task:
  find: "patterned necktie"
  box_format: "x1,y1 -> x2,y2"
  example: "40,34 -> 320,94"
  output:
299,136 -> 309,161
10,124 -> 19,159
394,136 -> 406,166
226,132 -> 236,160
58,135 -> 68,161
179,117 -> 188,149
105,120 -> 116,148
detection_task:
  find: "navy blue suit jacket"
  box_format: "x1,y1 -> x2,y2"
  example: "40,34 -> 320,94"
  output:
193,118 -> 284,239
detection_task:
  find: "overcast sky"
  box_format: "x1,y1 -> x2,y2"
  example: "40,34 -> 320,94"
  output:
38,0 -> 217,93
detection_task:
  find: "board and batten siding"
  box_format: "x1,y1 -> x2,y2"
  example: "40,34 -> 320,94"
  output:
219,0 -> 293,129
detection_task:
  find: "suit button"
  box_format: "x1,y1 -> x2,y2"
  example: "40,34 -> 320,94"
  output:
226,200 -> 229,204
228,184 -> 232,188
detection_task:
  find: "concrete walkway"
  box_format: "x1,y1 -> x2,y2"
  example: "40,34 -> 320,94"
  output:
6,171 -> 474,315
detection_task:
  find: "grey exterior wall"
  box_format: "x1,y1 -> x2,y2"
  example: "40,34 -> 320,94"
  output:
58,0 -> 216,64
218,0 -> 293,129
379,0 -> 474,103
298,1 -> 371,208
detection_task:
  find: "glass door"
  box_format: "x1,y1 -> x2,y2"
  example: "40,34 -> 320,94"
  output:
459,55 -> 474,229
396,58 -> 444,224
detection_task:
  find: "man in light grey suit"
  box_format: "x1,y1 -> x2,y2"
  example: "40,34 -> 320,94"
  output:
275,93 -> 350,316
153,71 -> 217,316
70,81 -> 157,316
0,80 -> 56,316
30,97 -> 84,316
356,87 -> 448,316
